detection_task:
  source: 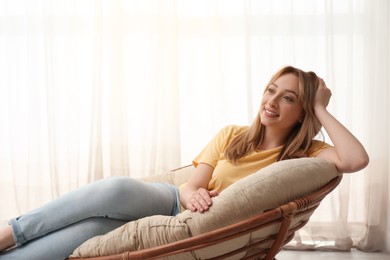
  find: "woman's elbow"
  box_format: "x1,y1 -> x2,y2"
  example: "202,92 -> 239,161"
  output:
339,153 -> 369,173
361,153 -> 370,168
358,150 -> 370,169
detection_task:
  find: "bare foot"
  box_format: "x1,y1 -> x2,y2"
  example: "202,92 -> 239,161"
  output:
0,225 -> 15,252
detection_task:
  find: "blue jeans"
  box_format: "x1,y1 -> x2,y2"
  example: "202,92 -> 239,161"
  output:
0,176 -> 180,260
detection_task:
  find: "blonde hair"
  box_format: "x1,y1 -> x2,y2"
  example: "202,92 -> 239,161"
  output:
225,66 -> 322,163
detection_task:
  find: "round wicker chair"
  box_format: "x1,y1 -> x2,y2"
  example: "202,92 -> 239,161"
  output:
69,159 -> 342,260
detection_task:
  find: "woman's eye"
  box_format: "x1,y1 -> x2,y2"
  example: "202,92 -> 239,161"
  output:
284,96 -> 294,102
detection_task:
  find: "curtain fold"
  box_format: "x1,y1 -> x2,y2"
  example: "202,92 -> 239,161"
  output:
0,0 -> 388,253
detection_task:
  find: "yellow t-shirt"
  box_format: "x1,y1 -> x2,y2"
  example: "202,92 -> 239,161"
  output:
192,125 -> 332,192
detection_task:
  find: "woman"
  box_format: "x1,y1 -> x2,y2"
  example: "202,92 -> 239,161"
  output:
0,66 -> 369,259
180,66 -> 369,213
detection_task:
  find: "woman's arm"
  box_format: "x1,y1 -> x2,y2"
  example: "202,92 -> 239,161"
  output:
179,163 -> 219,212
314,78 -> 369,173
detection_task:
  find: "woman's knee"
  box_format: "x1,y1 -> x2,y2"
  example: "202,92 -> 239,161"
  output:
87,177 -> 176,218
100,176 -> 140,193
94,177 -> 145,205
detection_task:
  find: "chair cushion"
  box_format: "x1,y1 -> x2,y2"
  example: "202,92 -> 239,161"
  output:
70,158 -> 339,259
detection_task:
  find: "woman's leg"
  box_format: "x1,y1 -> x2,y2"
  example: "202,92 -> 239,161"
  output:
0,218 -> 128,260
5,177 -> 179,248
0,226 -> 13,252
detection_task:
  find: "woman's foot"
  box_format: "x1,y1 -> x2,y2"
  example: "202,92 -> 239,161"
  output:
0,225 -> 15,252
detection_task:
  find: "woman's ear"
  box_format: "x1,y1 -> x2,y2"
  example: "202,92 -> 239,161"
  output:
299,113 -> 305,123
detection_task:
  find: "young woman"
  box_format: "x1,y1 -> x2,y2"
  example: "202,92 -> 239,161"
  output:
0,66 -> 369,259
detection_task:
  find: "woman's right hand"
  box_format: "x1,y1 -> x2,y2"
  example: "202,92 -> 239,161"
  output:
186,188 -> 219,212
179,163 -> 217,213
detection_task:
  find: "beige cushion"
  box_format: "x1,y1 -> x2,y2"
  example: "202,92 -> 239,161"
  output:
70,158 -> 339,259
71,214 -> 194,259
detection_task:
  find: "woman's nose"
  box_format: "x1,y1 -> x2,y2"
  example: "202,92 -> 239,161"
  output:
268,96 -> 278,107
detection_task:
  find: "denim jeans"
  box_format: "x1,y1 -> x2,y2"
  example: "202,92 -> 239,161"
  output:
0,176 -> 180,260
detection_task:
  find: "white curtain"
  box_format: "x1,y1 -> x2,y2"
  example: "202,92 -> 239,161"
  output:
0,0 -> 388,253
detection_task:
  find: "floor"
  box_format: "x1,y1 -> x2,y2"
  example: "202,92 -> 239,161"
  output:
277,249 -> 389,259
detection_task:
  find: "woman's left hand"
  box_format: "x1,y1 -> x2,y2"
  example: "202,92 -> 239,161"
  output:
314,78 -> 332,110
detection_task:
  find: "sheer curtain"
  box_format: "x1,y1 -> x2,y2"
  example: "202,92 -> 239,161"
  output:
0,0 -> 388,253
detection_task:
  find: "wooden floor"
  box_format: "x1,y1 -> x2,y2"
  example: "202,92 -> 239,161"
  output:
277,249 -> 389,259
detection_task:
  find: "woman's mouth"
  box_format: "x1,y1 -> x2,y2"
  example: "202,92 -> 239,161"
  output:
265,109 -> 279,117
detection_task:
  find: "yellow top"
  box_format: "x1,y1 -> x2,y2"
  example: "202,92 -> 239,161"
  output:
192,125 -> 332,192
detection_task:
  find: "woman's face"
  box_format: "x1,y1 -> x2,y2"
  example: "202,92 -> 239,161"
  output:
260,73 -> 303,132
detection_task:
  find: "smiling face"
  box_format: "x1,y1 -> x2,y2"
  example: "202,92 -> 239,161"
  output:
260,73 -> 303,133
